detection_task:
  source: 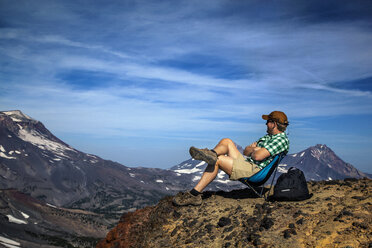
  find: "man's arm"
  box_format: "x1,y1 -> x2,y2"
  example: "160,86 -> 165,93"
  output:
243,142 -> 257,156
251,147 -> 270,161
244,142 -> 271,161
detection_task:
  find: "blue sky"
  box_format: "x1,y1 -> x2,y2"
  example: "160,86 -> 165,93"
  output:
0,0 -> 372,172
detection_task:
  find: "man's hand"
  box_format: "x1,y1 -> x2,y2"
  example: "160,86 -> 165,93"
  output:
244,142 -> 270,161
243,142 -> 257,156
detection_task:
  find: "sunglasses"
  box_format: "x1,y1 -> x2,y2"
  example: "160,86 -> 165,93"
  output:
266,120 -> 275,124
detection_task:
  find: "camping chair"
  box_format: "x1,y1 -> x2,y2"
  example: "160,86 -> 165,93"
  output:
238,152 -> 286,200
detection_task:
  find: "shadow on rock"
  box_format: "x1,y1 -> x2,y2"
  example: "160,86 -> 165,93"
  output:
203,187 -> 268,200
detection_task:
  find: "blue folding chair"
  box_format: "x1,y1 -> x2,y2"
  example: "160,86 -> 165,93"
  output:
238,153 -> 286,200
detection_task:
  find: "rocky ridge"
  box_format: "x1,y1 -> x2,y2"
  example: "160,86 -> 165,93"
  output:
97,178 -> 371,248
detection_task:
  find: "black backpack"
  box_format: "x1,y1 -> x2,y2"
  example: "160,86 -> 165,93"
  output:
270,167 -> 313,201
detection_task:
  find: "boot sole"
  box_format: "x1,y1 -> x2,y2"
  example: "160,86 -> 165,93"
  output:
189,147 -> 216,165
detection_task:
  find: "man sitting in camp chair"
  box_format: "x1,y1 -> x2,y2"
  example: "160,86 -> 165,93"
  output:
173,111 -> 289,206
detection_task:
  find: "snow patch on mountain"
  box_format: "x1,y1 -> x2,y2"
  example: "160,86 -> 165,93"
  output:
278,164 -> 288,173
20,212 -> 29,219
3,110 -> 35,123
217,171 -> 225,179
195,161 -> 206,167
6,215 -> 27,225
17,129 -> 75,158
216,179 -> 230,184
0,235 -> 21,248
311,148 -> 323,160
46,203 -> 57,208
192,176 -> 201,182
0,152 -> 16,159
174,167 -> 202,174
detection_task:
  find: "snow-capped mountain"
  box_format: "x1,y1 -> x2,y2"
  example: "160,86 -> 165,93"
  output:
0,110 -> 194,218
279,144 -> 369,181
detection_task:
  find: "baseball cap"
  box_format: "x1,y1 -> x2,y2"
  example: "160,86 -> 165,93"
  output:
262,111 -> 289,125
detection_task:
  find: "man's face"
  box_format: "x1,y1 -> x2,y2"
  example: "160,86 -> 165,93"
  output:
266,119 -> 276,134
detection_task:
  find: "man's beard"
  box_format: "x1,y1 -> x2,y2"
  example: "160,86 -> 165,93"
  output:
267,127 -> 274,134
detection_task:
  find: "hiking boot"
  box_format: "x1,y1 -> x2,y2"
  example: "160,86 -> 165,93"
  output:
172,191 -> 202,206
189,147 -> 217,165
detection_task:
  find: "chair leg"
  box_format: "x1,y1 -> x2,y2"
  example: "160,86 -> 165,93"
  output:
259,185 -> 265,198
245,183 -> 264,198
264,166 -> 279,201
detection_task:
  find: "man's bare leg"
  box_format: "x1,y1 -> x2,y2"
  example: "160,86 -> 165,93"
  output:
213,138 -> 241,158
193,138 -> 241,192
173,138 -> 242,206
193,155 -> 233,192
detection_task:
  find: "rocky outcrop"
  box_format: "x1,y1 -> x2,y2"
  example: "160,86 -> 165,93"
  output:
97,178 -> 371,248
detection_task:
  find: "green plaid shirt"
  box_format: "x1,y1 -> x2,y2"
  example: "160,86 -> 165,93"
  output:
247,132 -> 289,169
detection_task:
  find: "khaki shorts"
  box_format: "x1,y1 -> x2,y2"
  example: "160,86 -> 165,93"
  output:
230,153 -> 261,180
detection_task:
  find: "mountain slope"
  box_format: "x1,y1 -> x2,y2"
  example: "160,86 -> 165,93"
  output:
0,189 -> 107,248
0,110 -> 192,219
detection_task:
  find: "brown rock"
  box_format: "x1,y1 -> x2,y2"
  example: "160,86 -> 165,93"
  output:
97,178 -> 372,248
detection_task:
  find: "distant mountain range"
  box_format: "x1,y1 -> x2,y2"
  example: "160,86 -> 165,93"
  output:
0,110 -> 370,247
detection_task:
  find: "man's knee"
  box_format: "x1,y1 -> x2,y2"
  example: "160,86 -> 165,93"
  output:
216,155 -> 224,167
215,157 -> 223,169
220,138 -> 233,144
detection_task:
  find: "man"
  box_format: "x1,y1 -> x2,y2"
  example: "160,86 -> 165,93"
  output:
173,111 -> 289,206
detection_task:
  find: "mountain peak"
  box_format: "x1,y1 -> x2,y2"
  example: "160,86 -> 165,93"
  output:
1,110 -> 37,123
312,144 -> 333,152
314,144 -> 328,149
281,144 -> 368,181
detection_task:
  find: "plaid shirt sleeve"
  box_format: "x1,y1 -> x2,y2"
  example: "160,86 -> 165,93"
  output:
247,133 -> 289,169
259,133 -> 289,156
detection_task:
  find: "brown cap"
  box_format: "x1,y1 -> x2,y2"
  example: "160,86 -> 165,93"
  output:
262,111 -> 289,125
